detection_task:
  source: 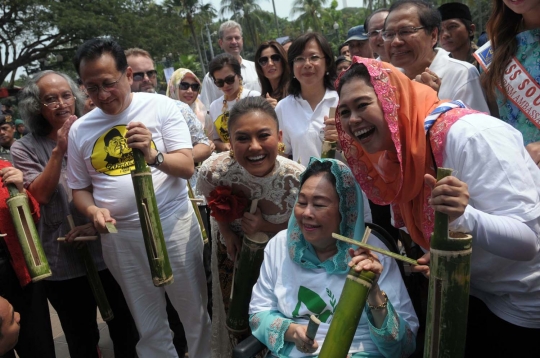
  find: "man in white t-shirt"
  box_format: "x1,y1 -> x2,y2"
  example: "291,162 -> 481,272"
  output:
68,38 -> 211,357
200,20 -> 261,108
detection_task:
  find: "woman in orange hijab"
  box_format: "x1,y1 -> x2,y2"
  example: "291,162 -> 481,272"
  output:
335,57 -> 540,357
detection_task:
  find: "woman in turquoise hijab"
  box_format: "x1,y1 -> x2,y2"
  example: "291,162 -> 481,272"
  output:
249,158 -> 418,357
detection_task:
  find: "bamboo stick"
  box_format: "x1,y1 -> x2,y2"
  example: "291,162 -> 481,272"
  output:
68,216 -> 114,321
306,315 -> 321,340
423,168 -> 472,358
131,149 -> 173,287
226,199 -> 269,334
6,184 -> 51,282
187,181 -> 208,243
321,107 -> 337,159
57,236 -> 98,242
332,233 -> 418,266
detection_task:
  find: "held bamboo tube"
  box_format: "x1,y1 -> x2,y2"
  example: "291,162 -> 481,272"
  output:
318,269 -> 376,358
226,200 -> 269,334
423,168 -> 472,358
6,184 -> 51,282
68,216 -> 114,322
131,149 -> 173,287
321,107 -> 337,159
187,181 -> 208,243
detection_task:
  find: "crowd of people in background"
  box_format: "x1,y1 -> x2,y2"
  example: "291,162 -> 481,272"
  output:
0,0 -> 539,357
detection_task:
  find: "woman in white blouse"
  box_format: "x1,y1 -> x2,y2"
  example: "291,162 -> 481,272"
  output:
275,32 -> 339,166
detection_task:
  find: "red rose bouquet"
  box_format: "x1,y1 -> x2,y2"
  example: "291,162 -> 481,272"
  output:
207,186 -> 249,223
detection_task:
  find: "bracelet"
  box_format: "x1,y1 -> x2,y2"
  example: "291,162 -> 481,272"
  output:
368,290 -> 388,310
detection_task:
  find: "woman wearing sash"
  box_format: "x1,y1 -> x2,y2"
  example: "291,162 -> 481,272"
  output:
249,158 -> 418,357
478,0 -> 540,166
197,96 -> 304,355
208,54 -> 261,153
335,57 -> 540,357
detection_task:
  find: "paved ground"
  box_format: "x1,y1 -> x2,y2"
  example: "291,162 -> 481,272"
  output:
50,302 -> 115,358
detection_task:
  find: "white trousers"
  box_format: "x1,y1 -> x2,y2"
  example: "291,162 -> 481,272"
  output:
102,206 -> 211,357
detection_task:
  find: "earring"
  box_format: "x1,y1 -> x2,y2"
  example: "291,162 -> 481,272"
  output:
278,142 -> 285,155
229,149 -> 234,158
326,71 -> 329,75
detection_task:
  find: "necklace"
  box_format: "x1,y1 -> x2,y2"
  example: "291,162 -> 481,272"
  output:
221,83 -> 244,119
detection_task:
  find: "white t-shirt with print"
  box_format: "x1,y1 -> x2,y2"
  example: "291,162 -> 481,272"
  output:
67,92 -> 193,225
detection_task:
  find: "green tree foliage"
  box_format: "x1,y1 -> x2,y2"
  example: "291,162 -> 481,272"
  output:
290,0 -> 329,33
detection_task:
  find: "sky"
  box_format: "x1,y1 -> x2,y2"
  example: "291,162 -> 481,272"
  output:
209,0 -> 346,20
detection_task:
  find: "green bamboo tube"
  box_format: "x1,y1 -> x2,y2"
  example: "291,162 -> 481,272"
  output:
131,149 -> 173,287
423,168 -> 472,358
80,244 -> 114,321
187,181 -> 208,243
226,231 -> 269,334
6,184 -> 51,282
319,268 -> 376,358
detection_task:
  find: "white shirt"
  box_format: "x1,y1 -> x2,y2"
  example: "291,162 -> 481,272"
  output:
276,89 -> 339,166
429,48 -> 490,113
444,113 -> 540,328
208,89 -> 261,141
250,230 -> 419,357
67,93 -> 193,224
200,58 -> 261,109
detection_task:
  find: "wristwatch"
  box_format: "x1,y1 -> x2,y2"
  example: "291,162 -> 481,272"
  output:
149,151 -> 164,167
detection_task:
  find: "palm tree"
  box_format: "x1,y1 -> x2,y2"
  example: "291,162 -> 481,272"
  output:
164,0 -> 216,73
290,0 -> 328,33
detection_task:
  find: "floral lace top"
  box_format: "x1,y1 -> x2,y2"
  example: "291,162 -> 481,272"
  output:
197,152 -> 304,240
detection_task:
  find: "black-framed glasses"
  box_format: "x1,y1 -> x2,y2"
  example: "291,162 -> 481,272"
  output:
214,74 -> 237,88
179,82 -> 201,91
258,54 -> 282,67
41,93 -> 76,109
382,26 -> 425,41
132,70 -> 157,82
293,55 -> 323,66
84,72 -> 126,94
366,29 -> 383,38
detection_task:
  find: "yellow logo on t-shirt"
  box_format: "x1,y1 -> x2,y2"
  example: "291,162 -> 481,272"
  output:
90,125 -> 156,176
214,111 -> 230,143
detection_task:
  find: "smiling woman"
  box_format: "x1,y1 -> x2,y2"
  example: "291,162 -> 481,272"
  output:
197,96 -> 304,355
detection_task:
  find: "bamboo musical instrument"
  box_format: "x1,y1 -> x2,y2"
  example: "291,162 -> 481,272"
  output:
187,181 -> 208,243
67,215 -> 114,321
423,168 -> 472,358
321,107 -> 337,159
131,149 -> 173,287
5,184 -> 51,282
319,228 -> 375,358
226,199 -> 269,335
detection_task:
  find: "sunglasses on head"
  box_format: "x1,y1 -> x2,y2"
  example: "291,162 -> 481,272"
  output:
258,54 -> 281,67
179,82 -> 201,91
214,74 -> 237,88
132,70 -> 157,82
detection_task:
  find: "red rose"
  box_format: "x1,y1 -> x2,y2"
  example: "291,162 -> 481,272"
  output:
207,186 -> 248,223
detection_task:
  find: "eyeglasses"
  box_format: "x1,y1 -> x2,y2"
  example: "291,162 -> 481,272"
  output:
293,55 -> 323,66
258,54 -> 282,67
366,29 -> 383,38
41,93 -> 76,109
214,74 -> 237,88
84,72 -> 126,94
179,82 -> 201,91
382,26 -> 425,41
132,70 -> 157,82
